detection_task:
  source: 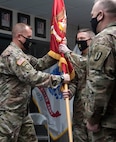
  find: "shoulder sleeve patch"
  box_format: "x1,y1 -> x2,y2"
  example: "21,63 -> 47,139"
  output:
17,57 -> 26,66
94,51 -> 102,61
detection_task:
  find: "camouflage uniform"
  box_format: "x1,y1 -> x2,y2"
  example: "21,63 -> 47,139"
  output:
29,51 -> 57,71
0,42 -> 62,142
86,22 -> 116,142
65,52 -> 90,142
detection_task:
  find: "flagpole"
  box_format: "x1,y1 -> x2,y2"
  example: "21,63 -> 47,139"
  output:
64,84 -> 73,142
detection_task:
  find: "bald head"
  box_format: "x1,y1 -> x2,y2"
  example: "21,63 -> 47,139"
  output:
94,0 -> 116,16
12,23 -> 32,38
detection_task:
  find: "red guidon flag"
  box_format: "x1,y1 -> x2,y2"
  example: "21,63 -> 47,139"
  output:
48,0 -> 75,79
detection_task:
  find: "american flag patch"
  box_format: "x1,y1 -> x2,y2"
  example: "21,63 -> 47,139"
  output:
17,57 -> 26,65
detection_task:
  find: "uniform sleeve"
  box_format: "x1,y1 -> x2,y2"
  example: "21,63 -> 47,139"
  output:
8,54 -> 62,88
29,53 -> 57,71
65,52 -> 87,78
68,75 -> 78,99
66,52 -> 86,67
64,52 -> 87,100
86,35 -> 115,125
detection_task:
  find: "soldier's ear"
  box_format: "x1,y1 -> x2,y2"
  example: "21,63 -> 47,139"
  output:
17,33 -> 22,40
97,10 -> 104,22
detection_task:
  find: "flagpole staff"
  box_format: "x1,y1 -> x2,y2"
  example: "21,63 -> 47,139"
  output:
64,83 -> 73,142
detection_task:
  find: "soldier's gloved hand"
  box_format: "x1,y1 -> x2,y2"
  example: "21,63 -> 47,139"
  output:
59,44 -> 71,54
61,73 -> 70,83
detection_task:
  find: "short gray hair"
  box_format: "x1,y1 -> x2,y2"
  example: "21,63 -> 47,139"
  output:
77,28 -> 95,38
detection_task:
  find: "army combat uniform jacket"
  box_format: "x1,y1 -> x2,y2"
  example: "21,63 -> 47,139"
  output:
0,42 -> 63,115
86,22 -> 116,129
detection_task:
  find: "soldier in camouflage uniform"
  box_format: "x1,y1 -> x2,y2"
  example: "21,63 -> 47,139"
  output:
0,23 -> 70,142
59,29 -> 95,142
85,0 -> 116,141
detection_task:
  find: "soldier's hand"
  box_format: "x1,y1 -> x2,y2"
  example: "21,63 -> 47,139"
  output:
62,89 -> 73,100
86,121 -> 100,132
62,74 -> 70,83
59,44 -> 71,54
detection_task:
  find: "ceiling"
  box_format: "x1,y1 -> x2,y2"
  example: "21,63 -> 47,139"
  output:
0,0 -> 94,28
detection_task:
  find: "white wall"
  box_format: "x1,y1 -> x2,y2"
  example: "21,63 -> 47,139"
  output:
0,6 -> 77,49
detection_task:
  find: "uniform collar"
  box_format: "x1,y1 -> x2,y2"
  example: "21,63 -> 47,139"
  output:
107,21 -> 116,28
10,42 -> 22,51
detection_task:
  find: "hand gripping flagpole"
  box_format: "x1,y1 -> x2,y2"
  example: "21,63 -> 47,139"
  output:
64,76 -> 73,142
60,53 -> 73,142
60,52 -> 73,142
64,83 -> 73,142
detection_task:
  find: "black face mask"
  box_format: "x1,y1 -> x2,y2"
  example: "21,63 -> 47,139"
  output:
90,14 -> 100,35
23,38 -> 32,50
76,40 -> 88,51
20,35 -> 33,50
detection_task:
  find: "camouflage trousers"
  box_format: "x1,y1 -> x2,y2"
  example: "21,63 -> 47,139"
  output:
73,96 -> 92,142
91,127 -> 116,142
73,123 -> 91,142
0,111 -> 38,142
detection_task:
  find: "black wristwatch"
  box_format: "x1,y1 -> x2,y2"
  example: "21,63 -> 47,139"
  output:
60,75 -> 64,83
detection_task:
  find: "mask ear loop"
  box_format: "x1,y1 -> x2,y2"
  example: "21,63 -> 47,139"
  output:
86,38 -> 92,41
86,38 -> 92,47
